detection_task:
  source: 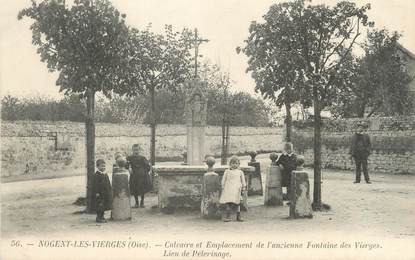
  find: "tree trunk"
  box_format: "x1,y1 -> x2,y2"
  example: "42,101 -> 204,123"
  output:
221,121 -> 226,165
312,87 -> 322,211
225,123 -> 229,163
150,86 -> 156,166
221,88 -> 229,165
221,115 -> 228,165
284,102 -> 292,142
357,97 -> 366,118
357,105 -> 365,118
86,88 -> 96,213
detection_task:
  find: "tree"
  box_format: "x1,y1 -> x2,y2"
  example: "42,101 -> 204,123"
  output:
241,0 -> 371,210
18,0 -> 133,212
239,5 -> 310,141
199,61 -> 232,164
1,95 -> 22,121
330,29 -> 413,118
199,60 -> 271,163
125,25 -> 194,165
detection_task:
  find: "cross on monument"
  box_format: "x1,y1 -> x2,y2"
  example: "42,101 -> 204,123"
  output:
192,28 -> 209,78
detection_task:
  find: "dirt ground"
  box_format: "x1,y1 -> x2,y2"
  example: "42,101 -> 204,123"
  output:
1,157 -> 415,260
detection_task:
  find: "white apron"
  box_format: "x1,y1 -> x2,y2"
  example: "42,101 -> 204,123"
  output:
219,169 -> 246,204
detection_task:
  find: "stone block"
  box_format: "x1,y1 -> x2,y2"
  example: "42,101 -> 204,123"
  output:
289,170 -> 312,219
111,171 -> 131,221
264,165 -> 283,206
154,165 -> 254,212
247,161 -> 263,196
201,171 -> 221,219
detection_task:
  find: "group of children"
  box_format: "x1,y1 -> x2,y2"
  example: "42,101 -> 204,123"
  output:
92,144 -> 152,223
219,142 -> 297,222
92,142 -> 298,224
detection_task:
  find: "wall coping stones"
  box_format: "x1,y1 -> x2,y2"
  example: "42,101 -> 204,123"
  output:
1,120 -> 283,137
293,116 -> 415,132
154,165 -> 254,176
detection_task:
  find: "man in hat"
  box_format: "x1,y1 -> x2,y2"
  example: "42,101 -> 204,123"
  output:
349,123 -> 372,184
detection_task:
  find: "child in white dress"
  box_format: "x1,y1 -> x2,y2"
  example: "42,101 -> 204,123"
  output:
219,156 -> 247,222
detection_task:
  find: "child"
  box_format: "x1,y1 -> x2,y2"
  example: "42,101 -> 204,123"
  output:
93,159 -> 113,223
127,144 -> 152,208
219,156 -> 247,222
276,142 -> 297,200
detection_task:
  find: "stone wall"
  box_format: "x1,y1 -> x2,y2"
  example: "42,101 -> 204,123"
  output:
292,116 -> 415,174
1,121 -> 284,177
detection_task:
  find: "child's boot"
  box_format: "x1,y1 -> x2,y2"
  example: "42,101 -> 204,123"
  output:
133,196 -> 139,208
96,210 -> 107,223
236,206 -> 244,222
223,206 -> 231,222
236,212 -> 244,222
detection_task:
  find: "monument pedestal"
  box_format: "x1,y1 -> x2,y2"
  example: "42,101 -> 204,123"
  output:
154,165 -> 254,212
247,161 -> 263,195
187,126 -> 205,165
111,171 -> 131,220
201,171 -> 221,219
264,165 -> 283,206
184,79 -> 207,165
289,170 -> 313,218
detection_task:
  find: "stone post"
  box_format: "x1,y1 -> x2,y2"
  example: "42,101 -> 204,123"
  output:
201,157 -> 221,219
247,151 -> 263,196
264,152 -> 283,206
111,159 -> 131,221
289,156 -> 313,218
184,79 -> 208,166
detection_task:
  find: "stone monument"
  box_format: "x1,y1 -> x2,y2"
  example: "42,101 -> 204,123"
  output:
111,158 -> 131,220
289,156 -> 313,218
201,156 -> 221,219
153,29 -> 255,212
264,152 -> 283,206
247,151 -> 263,195
184,79 -> 208,165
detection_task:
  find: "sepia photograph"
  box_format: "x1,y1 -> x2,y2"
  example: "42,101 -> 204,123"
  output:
1,0 -> 414,259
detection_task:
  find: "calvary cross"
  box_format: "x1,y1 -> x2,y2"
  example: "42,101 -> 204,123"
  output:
192,28 -> 209,78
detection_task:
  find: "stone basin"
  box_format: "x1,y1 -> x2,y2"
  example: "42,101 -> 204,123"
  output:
154,165 -> 255,211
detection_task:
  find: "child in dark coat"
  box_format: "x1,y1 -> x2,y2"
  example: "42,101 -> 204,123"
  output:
93,159 -> 113,223
276,142 -> 297,201
127,144 -> 152,208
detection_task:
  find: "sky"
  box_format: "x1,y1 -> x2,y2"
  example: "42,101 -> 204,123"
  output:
1,0 -> 414,99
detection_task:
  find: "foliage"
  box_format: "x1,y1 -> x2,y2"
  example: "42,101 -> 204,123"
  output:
239,2 -> 309,108
330,29 -> 414,118
240,0 -> 371,108
1,94 -> 85,122
124,24 -> 194,97
199,60 -> 271,126
205,90 -> 270,126
1,91 -> 271,126
18,0 -> 132,97
292,119 -> 315,130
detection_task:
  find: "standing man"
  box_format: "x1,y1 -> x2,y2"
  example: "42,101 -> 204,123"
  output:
349,123 -> 372,184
